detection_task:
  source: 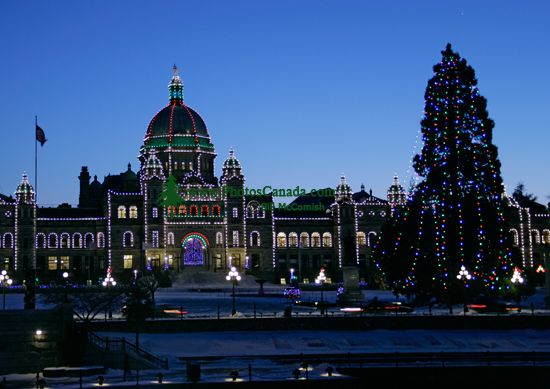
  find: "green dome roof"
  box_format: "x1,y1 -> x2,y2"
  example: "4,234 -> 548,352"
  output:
143,66 -> 214,151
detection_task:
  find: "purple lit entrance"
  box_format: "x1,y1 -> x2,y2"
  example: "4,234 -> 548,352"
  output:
183,238 -> 204,266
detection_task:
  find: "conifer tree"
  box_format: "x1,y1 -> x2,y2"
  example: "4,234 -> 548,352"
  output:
158,174 -> 183,214
375,44 -> 516,302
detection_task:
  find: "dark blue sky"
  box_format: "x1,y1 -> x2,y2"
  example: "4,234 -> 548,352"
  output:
0,0 -> 548,206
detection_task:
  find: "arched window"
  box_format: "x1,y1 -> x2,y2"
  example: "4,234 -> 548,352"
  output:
368,232 -> 377,247
289,232 -> 298,247
322,232 -> 332,247
129,206 -> 138,219
532,229 -> 541,244
167,206 -> 176,216
123,231 -> 134,248
277,232 -> 287,248
212,205 -> 221,217
543,229 -> 550,245
300,232 -> 309,247
48,233 -> 58,248
36,233 -> 46,249
216,232 -> 223,246
201,205 -> 209,216
190,205 -> 198,217
178,205 -> 187,215
509,229 -> 519,246
167,232 -> 175,246
84,233 -> 94,248
60,233 -> 70,249
357,231 -> 366,246
97,232 -> 105,248
311,232 -> 321,248
3,233 -> 13,248
72,233 -> 82,248
118,205 -> 127,219
232,207 -> 238,218
250,231 -> 260,247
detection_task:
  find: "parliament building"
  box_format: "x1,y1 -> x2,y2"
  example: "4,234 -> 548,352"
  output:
0,68 -> 549,284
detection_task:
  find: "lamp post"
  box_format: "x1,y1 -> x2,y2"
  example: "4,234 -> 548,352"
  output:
102,266 -> 117,318
290,268 -> 295,286
62,271 -> 69,303
456,265 -> 472,315
0,270 -> 13,310
315,268 -> 327,315
226,266 -> 241,316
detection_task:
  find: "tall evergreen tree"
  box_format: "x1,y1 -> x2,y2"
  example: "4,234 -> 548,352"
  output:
375,44 -> 516,302
158,174 -> 183,214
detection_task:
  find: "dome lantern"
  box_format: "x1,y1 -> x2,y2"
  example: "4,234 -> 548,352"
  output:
169,64 -> 184,103
15,172 -> 35,204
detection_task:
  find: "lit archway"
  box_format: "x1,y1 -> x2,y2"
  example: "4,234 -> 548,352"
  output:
181,232 -> 210,266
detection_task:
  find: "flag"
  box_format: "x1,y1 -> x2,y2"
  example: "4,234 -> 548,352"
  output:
36,124 -> 47,146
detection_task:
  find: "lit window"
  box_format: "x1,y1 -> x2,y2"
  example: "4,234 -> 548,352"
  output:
123,255 -> 133,269
118,206 -> 127,219
277,232 -> 287,247
300,232 -> 309,247
357,232 -> 366,246
232,208 -> 238,218
311,232 -> 321,247
322,232 -> 332,247
152,230 -> 159,248
232,231 -> 239,247
152,207 -> 158,218
129,206 -> 138,219
167,232 -> 175,246
48,256 -> 57,270
289,232 -> 298,247
59,256 -> 70,270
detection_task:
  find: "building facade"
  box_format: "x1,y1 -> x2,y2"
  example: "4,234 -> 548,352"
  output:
0,68 -> 549,284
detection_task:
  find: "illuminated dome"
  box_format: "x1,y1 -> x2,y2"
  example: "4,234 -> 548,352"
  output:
142,65 -> 214,151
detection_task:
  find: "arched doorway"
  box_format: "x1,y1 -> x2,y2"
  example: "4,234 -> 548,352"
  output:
181,233 -> 210,267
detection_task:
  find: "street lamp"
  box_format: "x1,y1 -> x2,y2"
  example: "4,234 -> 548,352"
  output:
226,266 -> 241,316
62,271 -> 69,302
102,266 -> 117,319
1,270 -> 13,310
315,268 -> 327,315
456,265 -> 472,315
290,268 -> 295,286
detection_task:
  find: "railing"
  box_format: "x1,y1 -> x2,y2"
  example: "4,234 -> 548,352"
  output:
88,331 -> 168,370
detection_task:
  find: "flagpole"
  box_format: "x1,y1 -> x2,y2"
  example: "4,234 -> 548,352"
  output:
35,115 -> 38,203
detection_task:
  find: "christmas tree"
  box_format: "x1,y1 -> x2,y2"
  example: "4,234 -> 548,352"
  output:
375,44 -> 516,303
158,174 -> 183,215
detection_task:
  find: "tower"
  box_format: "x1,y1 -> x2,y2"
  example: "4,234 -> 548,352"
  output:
221,149 -> 246,268
332,176 -> 358,268
141,65 -> 217,185
15,173 -> 36,271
